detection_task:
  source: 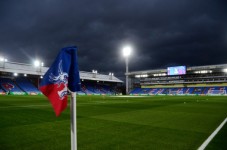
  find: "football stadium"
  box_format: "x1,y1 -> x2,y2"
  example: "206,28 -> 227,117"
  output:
129,64 -> 227,96
0,59 -> 226,150
1,0 -> 227,149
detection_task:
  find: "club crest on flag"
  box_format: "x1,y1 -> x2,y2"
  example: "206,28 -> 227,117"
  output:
49,60 -> 68,100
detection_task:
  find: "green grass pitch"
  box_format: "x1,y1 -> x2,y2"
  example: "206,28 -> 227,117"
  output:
0,95 -> 226,150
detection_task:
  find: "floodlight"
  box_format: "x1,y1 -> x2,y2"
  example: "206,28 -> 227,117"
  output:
34,60 -> 40,67
0,56 -> 8,62
224,69 -> 227,73
122,45 -> 133,95
14,73 -> 18,76
40,76 -> 43,79
122,46 -> 132,57
24,74 -> 27,77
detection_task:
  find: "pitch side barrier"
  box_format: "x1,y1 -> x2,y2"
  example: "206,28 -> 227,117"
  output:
0,92 -> 119,96
0,92 -> 43,95
77,93 -> 122,96
130,94 -> 227,96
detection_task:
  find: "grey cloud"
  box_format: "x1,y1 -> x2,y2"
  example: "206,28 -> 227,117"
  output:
0,0 -> 226,78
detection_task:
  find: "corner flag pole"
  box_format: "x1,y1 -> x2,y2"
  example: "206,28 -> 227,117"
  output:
70,92 -> 77,150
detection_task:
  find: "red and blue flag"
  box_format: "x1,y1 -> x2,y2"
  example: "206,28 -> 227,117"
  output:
39,46 -> 81,116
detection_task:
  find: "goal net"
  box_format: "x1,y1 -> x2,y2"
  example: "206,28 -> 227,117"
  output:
207,90 -> 226,95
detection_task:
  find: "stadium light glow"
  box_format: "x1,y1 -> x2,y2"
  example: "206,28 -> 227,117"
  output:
24,74 -> 27,77
92,70 -> 98,73
34,60 -> 44,67
224,69 -> 227,73
122,46 -> 132,57
135,74 -> 148,78
0,57 -> 7,62
40,76 -> 43,79
14,73 -> 18,76
109,72 -> 114,76
34,60 -> 40,67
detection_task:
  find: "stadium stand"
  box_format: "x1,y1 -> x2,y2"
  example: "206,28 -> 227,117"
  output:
0,87 -> 6,95
0,60 -> 123,95
15,77 -> 41,95
80,82 -> 117,95
0,76 -> 120,96
81,84 -> 96,95
128,64 -> 227,96
129,86 -> 227,95
0,78 -> 25,95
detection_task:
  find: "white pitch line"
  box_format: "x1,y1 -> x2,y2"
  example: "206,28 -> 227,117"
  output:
198,117 -> 227,150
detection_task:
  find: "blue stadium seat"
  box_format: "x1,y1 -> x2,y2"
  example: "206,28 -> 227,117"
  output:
0,78 -> 25,94
15,77 -> 41,95
80,83 -> 115,95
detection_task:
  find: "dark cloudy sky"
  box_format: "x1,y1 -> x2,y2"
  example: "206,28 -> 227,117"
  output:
0,0 -> 227,78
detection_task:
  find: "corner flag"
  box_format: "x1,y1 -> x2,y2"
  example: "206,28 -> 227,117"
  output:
39,46 -> 81,116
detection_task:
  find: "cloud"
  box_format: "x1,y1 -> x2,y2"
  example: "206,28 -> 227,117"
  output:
0,0 -> 226,77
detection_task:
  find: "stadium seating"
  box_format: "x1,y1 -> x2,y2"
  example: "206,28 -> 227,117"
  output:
0,78 -> 25,94
80,83 -> 116,95
149,88 -> 160,95
0,77 -> 117,95
130,86 -> 227,95
193,87 -> 205,94
15,78 -> 41,95
184,87 -> 194,94
0,88 -> 6,95
100,85 -> 115,94
130,87 -> 142,94
203,87 -> 226,95
81,84 -> 96,95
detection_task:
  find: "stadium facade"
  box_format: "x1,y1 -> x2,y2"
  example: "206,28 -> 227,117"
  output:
0,61 -> 123,95
128,64 -> 227,96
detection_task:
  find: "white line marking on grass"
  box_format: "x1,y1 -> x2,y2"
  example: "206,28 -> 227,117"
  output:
0,104 -> 50,109
198,117 -> 227,150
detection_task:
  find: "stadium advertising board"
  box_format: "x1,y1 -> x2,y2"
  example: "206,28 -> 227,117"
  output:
167,66 -> 186,75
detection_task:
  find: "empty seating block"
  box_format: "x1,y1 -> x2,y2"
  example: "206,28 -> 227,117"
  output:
0,78 -> 25,95
15,78 -> 41,95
